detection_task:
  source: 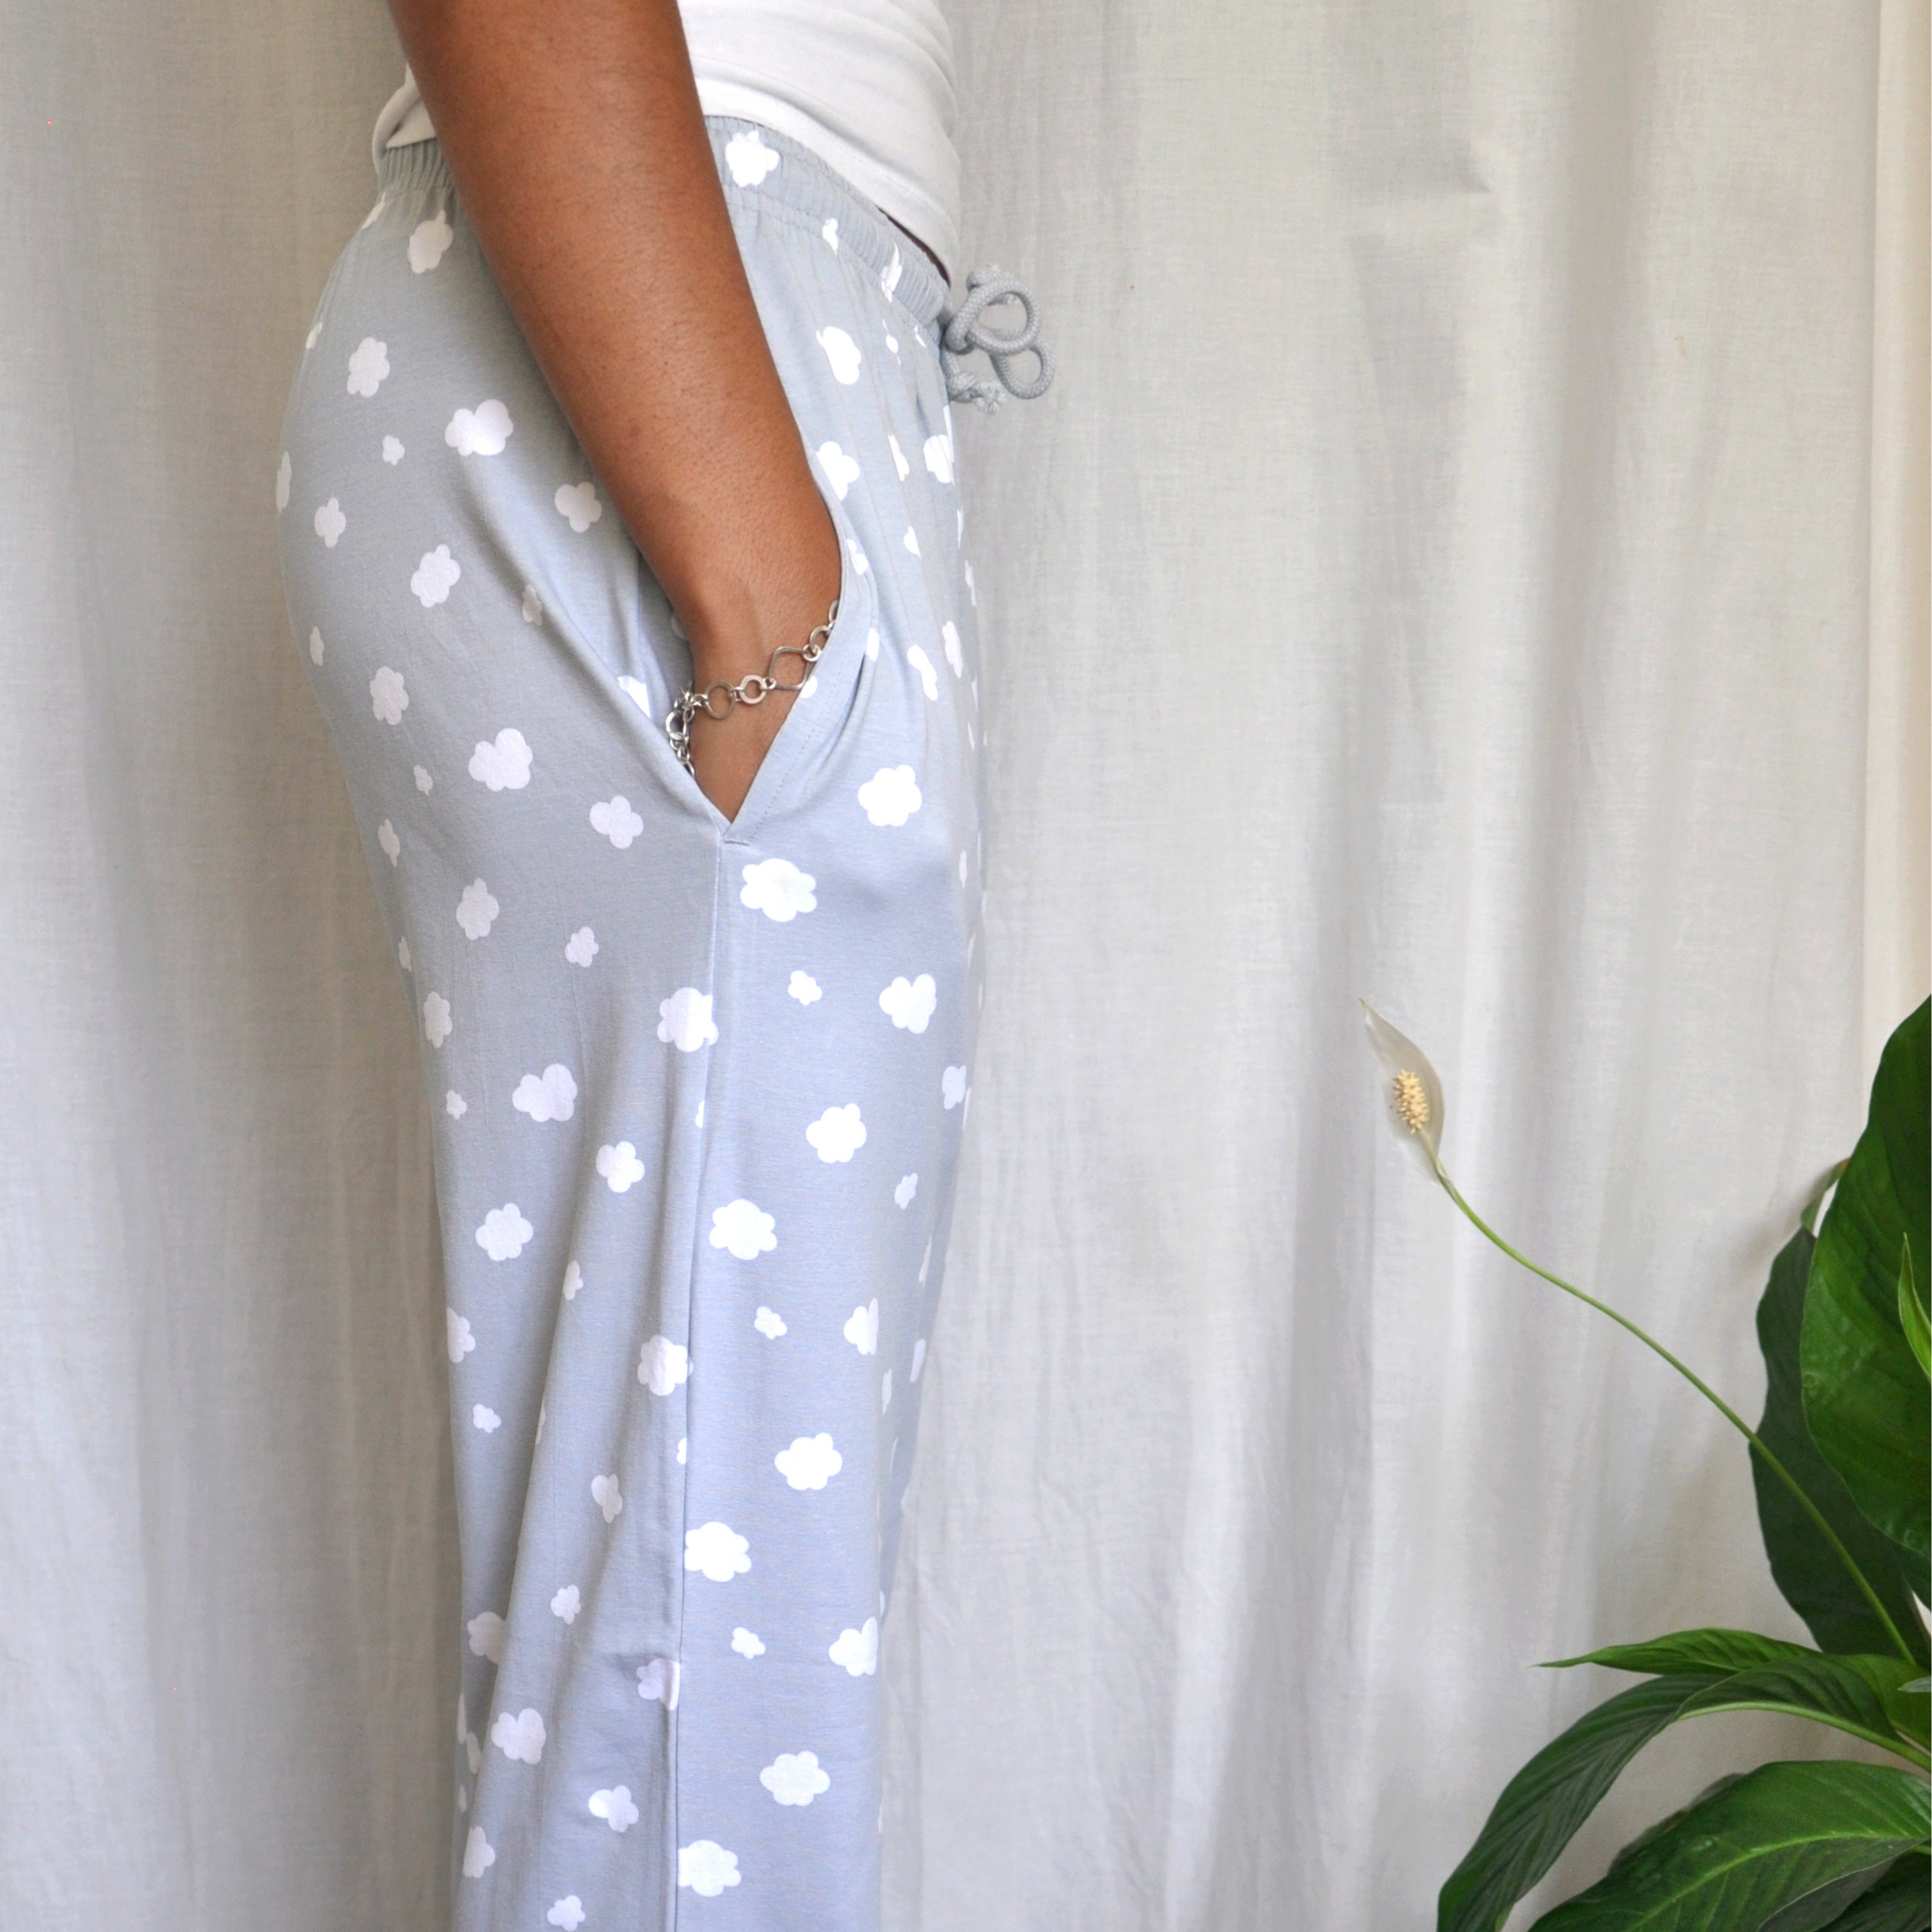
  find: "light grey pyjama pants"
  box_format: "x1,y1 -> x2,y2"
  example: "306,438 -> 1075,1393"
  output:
278,122 -> 983,1931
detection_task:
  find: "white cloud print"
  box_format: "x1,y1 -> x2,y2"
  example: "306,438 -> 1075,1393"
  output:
564,926 -> 598,967
895,1173 -> 918,1208
685,1520 -> 751,1582
550,1585 -> 580,1623
805,1103 -> 866,1163
817,326 -> 862,384
732,1626 -> 766,1658
725,127 -> 780,185
467,1611 -> 504,1662
588,1785 -> 639,1833
346,336 -> 389,397
512,1064 -> 576,1123
456,878 -> 499,939
879,974 -> 937,1033
382,436 -> 404,465
462,1827 -> 495,1878
843,1299 -> 879,1356
409,210 -> 453,273
638,1334 -> 690,1397
740,858 -> 816,921
829,1616 -> 879,1677
446,1309 -> 476,1362
547,1899 -> 585,1931
590,795 -> 644,849
775,1432 -> 842,1491
422,991 -> 452,1048
475,1204 -> 534,1261
445,399 -> 513,456
942,1065 -> 967,1109
314,497 -> 346,547
788,970 -> 822,1004
412,544 -> 461,607
710,1199 -> 776,1260
906,645 -> 939,701
369,665 -> 408,725
761,1751 -> 831,1807
816,441 -> 860,499
591,1473 -> 623,1523
942,620 -> 964,678
554,481 -> 603,532
678,1842 -> 742,1898
636,1657 -> 680,1708
753,1306 -> 787,1338
491,1707 -> 545,1764
924,432 -> 955,484
469,728 -> 532,790
657,987 -> 717,1052
858,765 -> 922,827
472,1404 -> 500,1433
596,1141 -> 645,1192
377,819 -> 400,864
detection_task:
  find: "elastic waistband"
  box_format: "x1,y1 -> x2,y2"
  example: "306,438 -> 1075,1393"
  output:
376,117 -> 947,327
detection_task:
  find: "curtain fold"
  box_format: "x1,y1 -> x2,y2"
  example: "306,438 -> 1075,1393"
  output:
1,3 -> 1922,1926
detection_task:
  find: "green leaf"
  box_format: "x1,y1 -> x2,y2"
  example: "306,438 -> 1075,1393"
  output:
1555,1630 -> 1819,1676
1530,1760 -> 1931,1931
1756,1224 -> 1929,1662
1899,1240 -> 1929,1381
1438,1675 -> 1726,1932
1803,1002 -> 1931,1585
1815,1853 -> 1930,1932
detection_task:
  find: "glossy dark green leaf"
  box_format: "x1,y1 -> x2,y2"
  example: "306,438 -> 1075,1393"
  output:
1437,1675 -> 1726,1932
1899,1240 -> 1929,1380
1530,1760 -> 1930,1932
1814,1852 -> 1930,1932
1803,1002 -> 1931,1582
1555,1630 -> 1816,1677
1756,1224 -> 1928,1662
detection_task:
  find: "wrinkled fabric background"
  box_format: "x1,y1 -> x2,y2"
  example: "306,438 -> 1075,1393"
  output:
2,3 -> 1925,1926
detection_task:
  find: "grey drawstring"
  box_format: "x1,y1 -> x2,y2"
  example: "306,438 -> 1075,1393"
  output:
939,268 -> 1054,413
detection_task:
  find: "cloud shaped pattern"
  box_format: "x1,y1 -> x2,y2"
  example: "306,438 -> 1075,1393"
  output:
562,1261 -> 582,1301
596,1141 -> 645,1192
512,1064 -> 576,1123
639,1334 -> 690,1397
590,795 -> 643,848
377,819 -> 400,864
843,1299 -> 879,1356
942,620 -> 964,677
456,878 -> 499,939
942,1064 -> 967,1109
445,400 -> 512,456
415,764 -> 433,793
710,1199 -> 776,1260
369,665 -> 408,724
725,128 -> 780,185
475,1204 -> 534,1261
879,974 -> 937,1033
816,326 -> 862,384
912,1337 -> 928,1382
685,1521 -> 750,1582
467,1611 -> 504,1662
924,432 -> 955,484
411,544 -> 461,607
445,1089 -> 466,1117
346,337 -> 389,397
858,765 -> 922,827
761,1752 -> 832,1807
775,1433 -> 843,1491
564,926 -> 598,967
740,858 -> 816,921
314,498 -> 346,547
591,1473 -> 623,1523
895,1173 -> 918,1208
491,1708 -> 545,1764
422,991 -> 452,1048
554,481 -> 603,532
678,1842 -> 741,1897
550,1585 -> 579,1623
753,1305 -> 787,1338
461,1827 -> 495,1878
635,1658 -> 680,1708
382,436 -> 404,465
447,1310 -> 476,1362
816,441 -> 860,499
409,211 -> 453,273
588,1786 -> 638,1833
829,1616 -> 879,1677
906,645 -> 939,701
657,987 -> 717,1052
732,1626 -> 766,1658
472,1404 -> 500,1433
788,970 -> 823,1004
547,1899 -> 586,1930
805,1103 -> 866,1163
468,728 -> 532,790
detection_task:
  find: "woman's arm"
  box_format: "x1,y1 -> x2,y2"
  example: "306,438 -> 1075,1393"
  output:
390,0 -> 842,820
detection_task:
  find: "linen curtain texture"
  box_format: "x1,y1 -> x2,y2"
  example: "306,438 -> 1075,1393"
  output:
2,3 -> 1925,1927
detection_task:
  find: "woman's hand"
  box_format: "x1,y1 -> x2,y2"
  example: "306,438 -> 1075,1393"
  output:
389,0 -> 841,821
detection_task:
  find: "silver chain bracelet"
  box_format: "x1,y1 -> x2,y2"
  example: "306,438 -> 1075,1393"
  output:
665,599 -> 839,771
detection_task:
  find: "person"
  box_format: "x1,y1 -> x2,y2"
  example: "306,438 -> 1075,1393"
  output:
275,2 -> 1046,1926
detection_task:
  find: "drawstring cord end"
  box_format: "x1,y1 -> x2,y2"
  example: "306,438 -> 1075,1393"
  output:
939,267 -> 1054,413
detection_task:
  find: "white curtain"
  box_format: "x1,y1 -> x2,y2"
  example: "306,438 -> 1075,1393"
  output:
3,4 -> 1924,1927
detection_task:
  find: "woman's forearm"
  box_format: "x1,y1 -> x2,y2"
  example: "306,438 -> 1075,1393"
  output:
389,0 -> 841,817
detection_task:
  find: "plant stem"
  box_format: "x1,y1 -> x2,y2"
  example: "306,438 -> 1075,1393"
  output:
1436,1171 -> 1919,1668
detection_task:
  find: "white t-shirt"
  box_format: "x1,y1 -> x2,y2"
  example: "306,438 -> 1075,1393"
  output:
373,0 -> 959,279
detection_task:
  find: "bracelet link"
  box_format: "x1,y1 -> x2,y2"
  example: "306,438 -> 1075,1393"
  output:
666,600 -> 839,771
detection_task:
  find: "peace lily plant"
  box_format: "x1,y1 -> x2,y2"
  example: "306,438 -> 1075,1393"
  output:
1361,999 -> 1931,1932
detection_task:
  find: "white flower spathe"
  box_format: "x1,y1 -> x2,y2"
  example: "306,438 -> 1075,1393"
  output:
446,1310 -> 476,1362
369,665 -> 408,725
638,1334 -> 690,1397
775,1432 -> 842,1491
635,1657 -> 680,1707
657,987 -> 718,1052
411,544 -> 461,607
471,1403 -> 501,1433
942,1064 -> 968,1109
377,819 -> 400,865
709,1199 -> 776,1261
409,210 -> 453,272
879,974 -> 937,1033
678,1841 -> 741,1897
314,497 -> 346,547
843,1299 -> 879,1356
596,1141 -> 645,1192
590,1473 -> 623,1523
753,1306 -> 787,1338
816,440 -> 860,499
475,1204 -> 534,1262
858,765 -> 922,827
554,480 -> 603,532
422,991 -> 452,1048
512,1064 -> 577,1124
805,1103 -> 867,1163
816,325 -> 862,384
829,1616 -> 879,1677
461,1827 -> 495,1878
740,857 -> 816,921
788,970 -> 823,1004
685,1520 -> 750,1582
468,728 -> 532,791
550,1584 -> 580,1623
345,336 -> 389,397
761,1751 -> 831,1807
455,878 -> 499,940
564,926 -> 598,967
906,645 -> 939,701
588,1785 -> 639,1833
444,399 -> 513,456
590,795 -> 644,849
467,1610 -> 504,1662
731,1626 -> 766,1657
491,1707 -> 545,1764
725,127 -> 780,184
